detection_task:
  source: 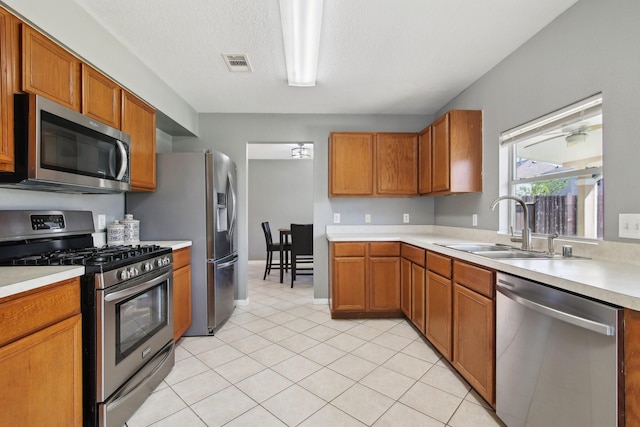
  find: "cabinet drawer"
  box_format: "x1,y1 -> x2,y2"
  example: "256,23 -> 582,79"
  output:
401,243 -> 425,266
333,242 -> 366,257
0,278 -> 80,347
453,260 -> 494,298
173,247 -> 191,270
369,242 -> 400,257
427,251 -> 451,278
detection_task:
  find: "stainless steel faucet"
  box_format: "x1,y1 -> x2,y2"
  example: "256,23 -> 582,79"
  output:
490,195 -> 532,251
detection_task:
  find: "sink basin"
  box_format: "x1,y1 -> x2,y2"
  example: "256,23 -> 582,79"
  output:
443,243 -> 513,252
440,243 -> 586,260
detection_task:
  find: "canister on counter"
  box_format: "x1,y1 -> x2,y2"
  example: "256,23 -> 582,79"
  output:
107,220 -> 125,246
121,214 -> 140,245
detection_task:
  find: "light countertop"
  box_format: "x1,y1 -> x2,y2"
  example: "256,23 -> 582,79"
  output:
0,266 -> 85,299
327,227 -> 640,311
0,240 -> 192,300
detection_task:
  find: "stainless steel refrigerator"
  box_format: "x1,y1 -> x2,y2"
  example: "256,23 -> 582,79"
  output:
126,151 -> 237,336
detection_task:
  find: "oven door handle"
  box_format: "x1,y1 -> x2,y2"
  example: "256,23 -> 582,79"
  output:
104,269 -> 171,302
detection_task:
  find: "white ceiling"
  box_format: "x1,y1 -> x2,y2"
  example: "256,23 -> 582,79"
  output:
73,0 -> 577,115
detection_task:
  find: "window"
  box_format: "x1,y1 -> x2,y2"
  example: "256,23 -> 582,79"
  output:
500,94 -> 603,239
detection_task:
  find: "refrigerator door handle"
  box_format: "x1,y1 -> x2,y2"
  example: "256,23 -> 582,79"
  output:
227,171 -> 237,245
215,256 -> 238,269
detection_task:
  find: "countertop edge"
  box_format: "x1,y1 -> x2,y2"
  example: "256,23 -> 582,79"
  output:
0,266 -> 85,300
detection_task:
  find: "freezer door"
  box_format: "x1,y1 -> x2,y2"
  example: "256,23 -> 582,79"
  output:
209,152 -> 237,259
206,253 -> 237,333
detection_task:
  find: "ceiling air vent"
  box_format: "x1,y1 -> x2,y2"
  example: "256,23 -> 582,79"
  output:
223,54 -> 252,72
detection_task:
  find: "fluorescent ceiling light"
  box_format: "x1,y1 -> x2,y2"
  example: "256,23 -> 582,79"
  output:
279,0 -> 324,87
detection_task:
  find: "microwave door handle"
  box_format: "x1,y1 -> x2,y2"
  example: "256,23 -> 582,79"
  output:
115,140 -> 128,180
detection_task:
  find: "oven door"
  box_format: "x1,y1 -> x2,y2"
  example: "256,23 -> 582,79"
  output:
97,267 -> 173,402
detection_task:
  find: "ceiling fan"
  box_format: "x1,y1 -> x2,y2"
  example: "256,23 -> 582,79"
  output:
524,123 -> 602,148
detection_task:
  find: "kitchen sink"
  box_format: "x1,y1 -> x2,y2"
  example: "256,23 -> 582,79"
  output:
439,243 -> 586,260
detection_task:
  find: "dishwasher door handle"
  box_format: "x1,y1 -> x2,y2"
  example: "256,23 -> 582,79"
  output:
498,286 -> 615,336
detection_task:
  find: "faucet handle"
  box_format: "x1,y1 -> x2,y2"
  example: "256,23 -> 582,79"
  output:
546,232 -> 559,254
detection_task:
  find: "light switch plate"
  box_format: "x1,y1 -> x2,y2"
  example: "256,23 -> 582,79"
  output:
98,214 -> 106,230
403,214 -> 410,223
619,213 -> 640,239
365,214 -> 371,223
472,214 -> 478,227
333,213 -> 341,224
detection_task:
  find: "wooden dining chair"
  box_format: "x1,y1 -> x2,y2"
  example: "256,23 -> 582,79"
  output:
261,222 -> 291,280
290,223 -> 313,288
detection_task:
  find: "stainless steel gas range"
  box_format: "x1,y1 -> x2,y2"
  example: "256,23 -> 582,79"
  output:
0,210 -> 175,427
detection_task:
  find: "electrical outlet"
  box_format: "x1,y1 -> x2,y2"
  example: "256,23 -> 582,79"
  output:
333,213 -> 341,224
403,214 -> 410,223
619,213 -> 640,239
365,214 -> 371,223
472,214 -> 478,227
98,214 -> 106,230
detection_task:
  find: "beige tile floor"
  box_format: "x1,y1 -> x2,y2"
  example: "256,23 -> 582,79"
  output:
125,263 -> 506,427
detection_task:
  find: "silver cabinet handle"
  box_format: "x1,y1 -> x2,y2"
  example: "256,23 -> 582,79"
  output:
498,285 -> 615,336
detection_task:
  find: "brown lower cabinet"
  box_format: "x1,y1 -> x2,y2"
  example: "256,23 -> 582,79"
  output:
401,243 -> 426,333
173,247 -> 192,341
0,278 -> 83,426
330,241 -> 401,317
452,260 -> 495,406
426,251 -> 453,360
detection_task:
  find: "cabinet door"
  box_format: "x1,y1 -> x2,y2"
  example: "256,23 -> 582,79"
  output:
448,110 -> 482,193
411,263 -> 426,333
332,256 -> 367,311
453,283 -> 495,405
0,314 -> 82,426
82,64 -> 121,129
376,133 -> 418,195
0,8 -> 16,171
418,126 -> 432,194
369,256 -> 400,311
173,264 -> 192,341
401,257 -> 412,317
21,24 -> 81,111
426,270 -> 452,360
329,133 -> 375,196
431,113 -> 450,193
122,90 -> 156,191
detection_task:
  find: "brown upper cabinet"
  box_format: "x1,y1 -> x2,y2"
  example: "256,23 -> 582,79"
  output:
81,64 -> 121,129
426,110 -> 482,195
329,132 -> 418,197
123,90 -> 156,191
21,24 -> 81,111
376,133 -> 418,196
329,132 -> 375,196
0,8 -> 18,172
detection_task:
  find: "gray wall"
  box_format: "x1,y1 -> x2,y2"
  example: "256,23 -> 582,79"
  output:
0,188 -> 124,232
173,113 -> 432,300
248,159 -> 314,261
433,0 -> 640,242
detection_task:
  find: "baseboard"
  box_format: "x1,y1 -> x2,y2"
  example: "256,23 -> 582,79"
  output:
313,298 -> 329,305
235,298 -> 250,306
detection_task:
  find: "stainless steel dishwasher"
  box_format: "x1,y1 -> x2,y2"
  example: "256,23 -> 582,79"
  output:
496,273 -> 623,427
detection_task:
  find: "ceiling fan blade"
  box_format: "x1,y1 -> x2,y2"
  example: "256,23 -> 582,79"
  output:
523,134 -> 563,149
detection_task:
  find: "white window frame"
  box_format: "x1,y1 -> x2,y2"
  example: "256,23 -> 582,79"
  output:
499,93 -> 603,240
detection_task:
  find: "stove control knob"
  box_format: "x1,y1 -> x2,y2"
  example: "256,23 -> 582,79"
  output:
143,262 -> 153,272
156,258 -> 164,267
120,270 -> 130,280
163,257 -> 171,266
129,267 -> 139,277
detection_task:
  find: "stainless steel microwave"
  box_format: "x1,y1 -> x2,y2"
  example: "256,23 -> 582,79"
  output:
0,94 -> 131,193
